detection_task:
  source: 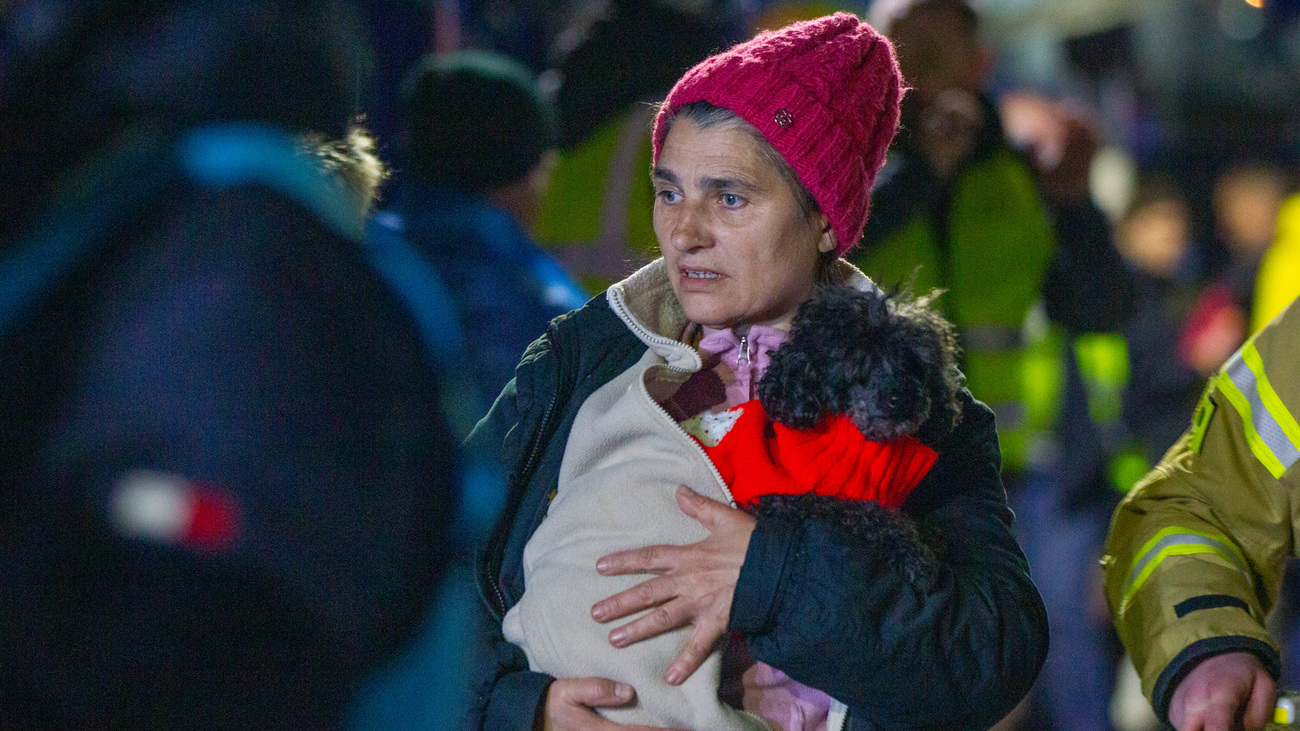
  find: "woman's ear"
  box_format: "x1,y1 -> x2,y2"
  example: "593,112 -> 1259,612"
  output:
816,214 -> 836,254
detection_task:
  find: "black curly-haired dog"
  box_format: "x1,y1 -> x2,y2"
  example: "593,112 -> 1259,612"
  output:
759,284 -> 964,447
752,284 -> 964,586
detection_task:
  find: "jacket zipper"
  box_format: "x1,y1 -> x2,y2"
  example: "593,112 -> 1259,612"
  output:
737,333 -> 750,369
483,324 -> 567,622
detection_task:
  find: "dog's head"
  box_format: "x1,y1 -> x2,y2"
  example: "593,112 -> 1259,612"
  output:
757,286 -> 963,445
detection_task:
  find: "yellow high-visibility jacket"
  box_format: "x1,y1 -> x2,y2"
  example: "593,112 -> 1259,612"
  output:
1253,192 -> 1300,333
1102,298 -> 1300,722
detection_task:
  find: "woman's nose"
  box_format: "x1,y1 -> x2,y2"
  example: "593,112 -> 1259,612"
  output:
668,203 -> 711,251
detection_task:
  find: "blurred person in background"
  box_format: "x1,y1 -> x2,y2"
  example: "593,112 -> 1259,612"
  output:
0,1 -> 464,727
1210,163 -> 1287,320
1253,187 -> 1300,332
856,4 -> 1136,728
856,0 -> 1135,485
1117,177 -> 1211,468
370,49 -> 586,401
1177,163 -> 1291,375
999,93 -> 1146,731
532,0 -> 742,292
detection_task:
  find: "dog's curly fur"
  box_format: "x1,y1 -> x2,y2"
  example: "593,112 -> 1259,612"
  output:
756,493 -> 939,590
757,286 -> 964,447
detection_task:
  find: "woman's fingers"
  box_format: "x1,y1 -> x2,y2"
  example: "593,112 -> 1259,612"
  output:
607,597 -> 691,647
675,484 -> 725,528
592,576 -> 676,623
665,618 -> 727,685
545,677 -> 688,731
562,677 -> 635,708
597,542 -> 681,576
593,485 -> 748,577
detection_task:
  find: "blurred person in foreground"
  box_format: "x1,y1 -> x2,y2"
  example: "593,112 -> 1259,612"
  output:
1103,297 -> 1300,731
371,50 -> 587,401
467,12 -> 1047,731
0,2 -> 461,727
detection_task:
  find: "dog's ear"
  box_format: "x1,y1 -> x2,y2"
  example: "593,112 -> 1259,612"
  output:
891,294 -> 964,445
760,287 -> 884,429
758,337 -> 827,429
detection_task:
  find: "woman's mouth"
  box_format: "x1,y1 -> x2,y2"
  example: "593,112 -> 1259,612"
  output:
683,269 -> 721,279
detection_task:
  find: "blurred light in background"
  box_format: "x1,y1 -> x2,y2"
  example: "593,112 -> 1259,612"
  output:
1220,0 -> 1267,41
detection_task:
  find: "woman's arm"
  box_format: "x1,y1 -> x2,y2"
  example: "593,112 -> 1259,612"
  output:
733,391 -> 1048,729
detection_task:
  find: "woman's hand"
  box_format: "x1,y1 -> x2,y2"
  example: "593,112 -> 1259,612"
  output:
541,677 -> 685,731
590,484 -> 756,686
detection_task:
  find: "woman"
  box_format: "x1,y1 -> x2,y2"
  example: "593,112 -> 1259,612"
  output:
467,14 -> 1048,731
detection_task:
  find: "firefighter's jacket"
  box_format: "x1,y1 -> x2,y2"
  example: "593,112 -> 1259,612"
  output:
1103,297 -> 1300,722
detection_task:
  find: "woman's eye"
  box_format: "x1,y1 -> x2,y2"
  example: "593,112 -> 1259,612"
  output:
721,193 -> 744,208
658,190 -> 681,204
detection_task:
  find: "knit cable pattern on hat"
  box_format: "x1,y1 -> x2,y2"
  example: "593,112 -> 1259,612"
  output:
652,12 -> 903,256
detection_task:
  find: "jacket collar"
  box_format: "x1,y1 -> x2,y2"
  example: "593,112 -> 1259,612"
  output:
604,257 -> 880,372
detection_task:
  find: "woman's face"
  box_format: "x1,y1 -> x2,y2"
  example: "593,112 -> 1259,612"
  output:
654,117 -> 833,331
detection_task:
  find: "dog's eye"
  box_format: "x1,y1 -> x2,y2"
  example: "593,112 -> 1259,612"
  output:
887,395 -> 902,410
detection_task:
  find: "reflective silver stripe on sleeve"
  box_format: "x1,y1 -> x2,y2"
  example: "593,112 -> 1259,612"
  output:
1126,532 -> 1250,594
1224,350 -> 1300,473
1118,528 -> 1256,615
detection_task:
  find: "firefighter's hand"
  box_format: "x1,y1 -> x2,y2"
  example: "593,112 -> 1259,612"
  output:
591,485 -> 755,685
541,677 -> 686,731
1168,651 -> 1275,731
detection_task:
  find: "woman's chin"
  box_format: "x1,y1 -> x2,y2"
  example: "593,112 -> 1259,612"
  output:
677,294 -> 734,329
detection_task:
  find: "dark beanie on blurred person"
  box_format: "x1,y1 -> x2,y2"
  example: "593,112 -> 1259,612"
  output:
404,50 -> 557,195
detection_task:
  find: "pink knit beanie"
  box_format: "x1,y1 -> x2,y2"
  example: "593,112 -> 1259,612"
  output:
652,12 -> 903,257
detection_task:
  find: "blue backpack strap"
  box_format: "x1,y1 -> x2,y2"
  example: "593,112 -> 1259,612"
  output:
363,212 -> 504,530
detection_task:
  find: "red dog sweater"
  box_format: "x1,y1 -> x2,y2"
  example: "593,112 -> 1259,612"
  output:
685,399 -> 938,509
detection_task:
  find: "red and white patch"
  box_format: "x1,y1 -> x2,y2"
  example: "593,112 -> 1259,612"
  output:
110,470 -> 242,551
